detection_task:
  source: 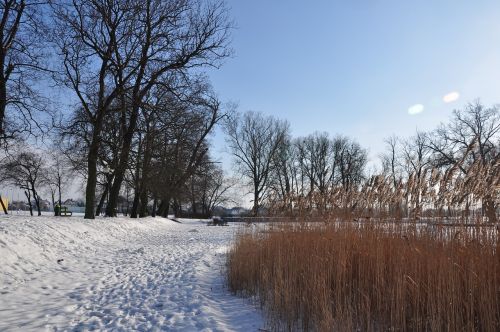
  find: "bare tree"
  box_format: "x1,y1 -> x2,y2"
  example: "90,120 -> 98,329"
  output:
0,151 -> 8,213
150,88 -> 225,218
53,0 -> 125,218
379,135 -> 404,217
54,0 -> 232,218
43,149 -> 73,208
294,132 -> 333,212
103,0 -> 232,217
226,111 -> 289,216
1,146 -> 46,215
331,135 -> 367,192
0,0 -> 50,143
185,161 -> 235,217
380,135 -> 401,188
427,101 -> 499,222
269,134 -> 299,212
400,131 -> 432,219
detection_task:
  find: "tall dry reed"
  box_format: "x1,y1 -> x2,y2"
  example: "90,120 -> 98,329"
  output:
227,222 -> 499,331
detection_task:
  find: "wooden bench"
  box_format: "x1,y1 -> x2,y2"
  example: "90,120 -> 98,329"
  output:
59,206 -> 73,216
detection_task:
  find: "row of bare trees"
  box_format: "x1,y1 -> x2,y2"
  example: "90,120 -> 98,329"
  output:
378,102 -> 499,223
226,111 -> 368,216
0,143 -> 73,216
0,0 -> 234,218
228,103 -> 499,222
53,0 -> 232,218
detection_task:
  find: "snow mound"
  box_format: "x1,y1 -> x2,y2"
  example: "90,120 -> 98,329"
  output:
0,215 -> 263,331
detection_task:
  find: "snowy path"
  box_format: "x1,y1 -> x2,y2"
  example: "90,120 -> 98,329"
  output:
0,216 -> 263,331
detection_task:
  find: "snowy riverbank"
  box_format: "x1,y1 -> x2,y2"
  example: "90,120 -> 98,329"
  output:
0,215 -> 263,331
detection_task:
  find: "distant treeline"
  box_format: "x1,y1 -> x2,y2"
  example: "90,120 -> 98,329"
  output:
226,103 -> 499,223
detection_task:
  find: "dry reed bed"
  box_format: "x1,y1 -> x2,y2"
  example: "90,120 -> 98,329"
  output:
227,222 -> 499,331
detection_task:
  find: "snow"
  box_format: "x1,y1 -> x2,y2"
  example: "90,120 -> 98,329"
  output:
0,215 -> 264,331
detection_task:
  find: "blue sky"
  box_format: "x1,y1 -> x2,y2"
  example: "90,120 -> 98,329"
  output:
209,0 -> 500,167
9,1 -> 500,203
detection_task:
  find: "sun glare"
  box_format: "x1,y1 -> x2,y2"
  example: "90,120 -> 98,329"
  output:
408,104 -> 424,115
443,91 -> 460,103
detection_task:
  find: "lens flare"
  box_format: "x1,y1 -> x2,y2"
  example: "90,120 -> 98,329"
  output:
408,104 -> 424,115
443,91 -> 460,103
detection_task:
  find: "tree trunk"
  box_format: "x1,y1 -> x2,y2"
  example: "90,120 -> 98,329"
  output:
192,198 -> 198,217
151,197 -> 157,217
464,200 -> 470,223
57,175 -> 62,206
139,190 -> 148,218
173,199 -> 180,218
157,200 -> 165,217
24,190 -> 33,216
125,186 -> 130,216
106,157 -> 128,217
130,190 -> 140,218
253,188 -> 259,217
31,183 -> 41,216
129,133 -> 143,218
106,108 -> 140,217
50,189 -> 55,208
139,133 -> 152,218
84,128 -> 102,219
202,202 -> 209,218
483,196 -> 497,223
158,197 -> 171,218
34,194 -> 41,216
0,76 -> 6,137
95,184 -> 109,217
163,198 -> 170,218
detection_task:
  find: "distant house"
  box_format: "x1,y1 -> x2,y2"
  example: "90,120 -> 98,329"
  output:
212,206 -> 250,217
39,199 -> 51,211
62,199 -> 86,213
228,207 -> 250,216
63,199 -> 78,206
9,201 -> 29,211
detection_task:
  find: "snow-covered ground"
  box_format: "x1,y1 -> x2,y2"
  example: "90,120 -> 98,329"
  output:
0,215 -> 263,331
